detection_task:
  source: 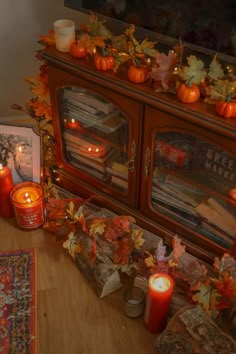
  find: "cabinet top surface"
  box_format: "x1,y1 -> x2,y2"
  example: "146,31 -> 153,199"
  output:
44,46 -> 236,137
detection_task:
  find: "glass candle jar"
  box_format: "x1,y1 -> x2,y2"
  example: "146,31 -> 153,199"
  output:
10,181 -> 45,229
124,286 -> 145,318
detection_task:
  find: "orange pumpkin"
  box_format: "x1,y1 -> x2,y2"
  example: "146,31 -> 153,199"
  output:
94,53 -> 115,71
177,82 -> 200,103
128,64 -> 148,84
70,41 -> 88,59
216,100 -> 236,119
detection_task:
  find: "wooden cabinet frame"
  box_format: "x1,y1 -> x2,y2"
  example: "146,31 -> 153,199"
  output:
44,47 -> 236,263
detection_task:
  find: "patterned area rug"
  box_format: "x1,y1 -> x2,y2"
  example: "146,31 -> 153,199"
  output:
0,248 -> 37,354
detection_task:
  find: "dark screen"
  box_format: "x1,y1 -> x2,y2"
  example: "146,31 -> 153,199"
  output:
65,0 -> 236,59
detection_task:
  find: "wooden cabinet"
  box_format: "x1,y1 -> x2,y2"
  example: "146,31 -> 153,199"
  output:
44,46 -> 236,263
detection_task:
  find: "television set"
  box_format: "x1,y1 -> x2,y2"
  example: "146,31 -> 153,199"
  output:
65,0 -> 236,65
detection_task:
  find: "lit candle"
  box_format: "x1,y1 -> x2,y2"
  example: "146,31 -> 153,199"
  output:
10,181 -> 45,229
79,144 -> 106,157
229,188 -> 236,200
144,273 -> 174,333
0,163 -> 14,218
64,118 -> 82,130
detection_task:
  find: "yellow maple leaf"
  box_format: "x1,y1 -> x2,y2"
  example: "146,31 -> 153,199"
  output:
144,253 -> 156,268
192,283 -> 220,317
63,232 -> 81,259
88,218 -> 106,237
66,201 -> 76,220
132,228 -> 145,249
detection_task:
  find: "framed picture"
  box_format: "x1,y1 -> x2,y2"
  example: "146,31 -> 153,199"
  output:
0,124 -> 41,184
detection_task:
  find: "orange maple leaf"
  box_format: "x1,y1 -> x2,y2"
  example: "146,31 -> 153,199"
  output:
212,271 -> 234,299
114,237 -> 133,265
90,238 -> 97,263
31,74 -> 49,100
39,29 -> 55,47
28,100 -> 52,120
112,215 -> 136,232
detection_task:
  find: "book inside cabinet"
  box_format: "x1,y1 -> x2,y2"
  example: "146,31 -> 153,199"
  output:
44,46 -> 236,263
141,105 -> 236,256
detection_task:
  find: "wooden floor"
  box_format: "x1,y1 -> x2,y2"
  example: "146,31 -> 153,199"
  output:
0,217 -> 157,354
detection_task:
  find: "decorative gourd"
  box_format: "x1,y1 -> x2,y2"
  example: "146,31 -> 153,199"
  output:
128,59 -> 148,84
70,40 -> 88,59
94,48 -> 115,71
216,99 -> 236,119
177,78 -> 200,103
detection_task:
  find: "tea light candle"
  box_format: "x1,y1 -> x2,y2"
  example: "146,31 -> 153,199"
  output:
144,273 -> 174,333
80,144 -> 106,158
64,118 -> 82,130
10,181 -> 45,229
0,163 -> 14,218
124,286 -> 145,318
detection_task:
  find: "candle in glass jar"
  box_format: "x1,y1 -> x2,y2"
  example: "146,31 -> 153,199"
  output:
0,163 -> 14,218
144,273 -> 174,333
124,286 -> 145,318
10,181 -> 45,229
64,118 -> 82,130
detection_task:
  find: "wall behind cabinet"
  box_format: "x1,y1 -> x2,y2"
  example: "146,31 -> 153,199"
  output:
0,0 -> 88,116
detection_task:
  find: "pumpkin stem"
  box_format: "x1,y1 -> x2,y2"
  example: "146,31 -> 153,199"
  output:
187,76 -> 194,87
101,47 -> 107,57
226,93 -> 235,102
134,58 -> 141,68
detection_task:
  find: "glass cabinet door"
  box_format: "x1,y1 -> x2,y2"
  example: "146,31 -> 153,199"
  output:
58,86 -> 130,192
151,131 -> 236,250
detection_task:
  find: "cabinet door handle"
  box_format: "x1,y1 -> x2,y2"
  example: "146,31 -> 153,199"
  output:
128,140 -> 136,172
145,146 -> 151,177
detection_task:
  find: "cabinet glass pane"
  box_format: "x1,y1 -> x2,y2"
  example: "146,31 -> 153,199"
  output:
152,131 -> 236,249
59,87 -> 129,191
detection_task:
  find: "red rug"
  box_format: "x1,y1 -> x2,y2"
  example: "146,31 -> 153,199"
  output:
0,248 -> 37,354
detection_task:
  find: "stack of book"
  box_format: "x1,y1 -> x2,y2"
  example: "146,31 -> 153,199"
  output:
152,168 -> 236,248
107,161 -> 129,190
63,130 -> 116,181
63,89 -> 124,134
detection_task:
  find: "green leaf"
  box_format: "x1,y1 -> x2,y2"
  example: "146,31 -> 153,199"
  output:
180,55 -> 206,84
192,283 -> 221,317
207,80 -> 236,101
88,14 -> 113,38
208,56 -> 224,80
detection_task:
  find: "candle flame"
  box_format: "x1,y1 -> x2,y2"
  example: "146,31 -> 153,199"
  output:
18,146 -> 22,152
71,118 -> 75,123
95,148 -> 99,152
88,147 -> 92,152
25,192 -> 29,198
152,277 -> 170,292
0,163 -> 2,170
26,198 -> 32,203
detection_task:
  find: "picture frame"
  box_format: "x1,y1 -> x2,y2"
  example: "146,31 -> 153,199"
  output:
0,123 -> 41,184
